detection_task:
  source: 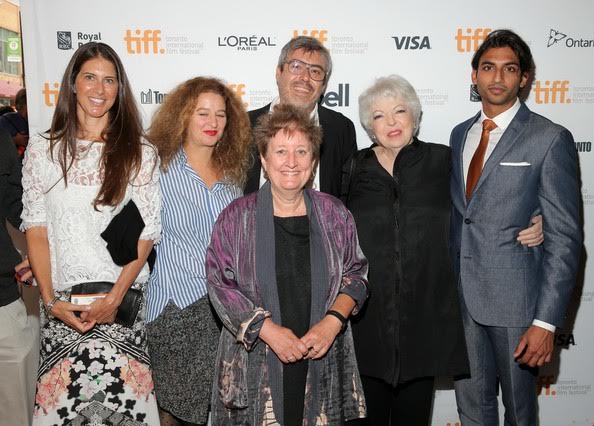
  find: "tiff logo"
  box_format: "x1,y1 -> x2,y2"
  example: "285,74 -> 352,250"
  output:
534,80 -> 571,104
125,29 -> 164,54
293,30 -> 328,45
456,28 -> 491,52
43,82 -> 60,107
228,84 -> 248,108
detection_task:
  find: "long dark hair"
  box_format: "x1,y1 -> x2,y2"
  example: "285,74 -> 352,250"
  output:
47,42 -> 144,208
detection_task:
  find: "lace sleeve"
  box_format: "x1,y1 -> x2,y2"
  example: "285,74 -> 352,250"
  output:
20,135 -> 52,231
132,142 -> 161,242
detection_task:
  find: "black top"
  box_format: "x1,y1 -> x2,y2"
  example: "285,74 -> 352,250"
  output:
346,139 -> 469,385
274,215 -> 311,426
0,128 -> 22,306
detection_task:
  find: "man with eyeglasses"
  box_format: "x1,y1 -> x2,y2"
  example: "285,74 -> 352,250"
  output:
244,36 -> 357,197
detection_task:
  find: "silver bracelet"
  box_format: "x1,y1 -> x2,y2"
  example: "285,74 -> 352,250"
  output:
44,295 -> 60,318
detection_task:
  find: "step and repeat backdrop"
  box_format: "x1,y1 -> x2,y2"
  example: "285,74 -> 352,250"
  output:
21,0 -> 593,424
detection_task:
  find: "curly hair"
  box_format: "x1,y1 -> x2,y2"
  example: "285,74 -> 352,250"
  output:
147,77 -> 252,187
47,42 -> 145,208
253,103 -> 323,163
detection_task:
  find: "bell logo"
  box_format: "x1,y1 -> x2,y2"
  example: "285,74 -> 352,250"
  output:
322,83 -> 350,107
455,28 -> 491,52
228,84 -> 248,108
293,30 -> 328,45
534,80 -> 571,104
43,82 -> 60,107
537,375 -> 556,396
125,29 -> 164,54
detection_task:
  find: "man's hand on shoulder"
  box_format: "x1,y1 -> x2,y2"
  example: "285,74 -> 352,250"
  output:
513,325 -> 554,367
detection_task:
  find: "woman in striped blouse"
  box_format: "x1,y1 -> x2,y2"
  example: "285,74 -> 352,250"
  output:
146,77 -> 252,426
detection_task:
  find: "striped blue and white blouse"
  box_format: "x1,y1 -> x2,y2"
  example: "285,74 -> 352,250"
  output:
146,149 -> 242,322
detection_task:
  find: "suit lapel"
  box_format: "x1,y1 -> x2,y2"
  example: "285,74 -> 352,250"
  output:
454,112 -> 480,207
317,106 -> 331,192
470,104 -> 530,197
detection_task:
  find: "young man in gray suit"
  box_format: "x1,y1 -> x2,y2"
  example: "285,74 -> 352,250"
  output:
450,29 -> 582,425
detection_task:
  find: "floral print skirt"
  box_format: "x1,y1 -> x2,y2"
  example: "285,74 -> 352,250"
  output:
32,286 -> 159,426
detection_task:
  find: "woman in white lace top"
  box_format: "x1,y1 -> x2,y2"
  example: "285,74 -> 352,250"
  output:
21,42 -> 161,426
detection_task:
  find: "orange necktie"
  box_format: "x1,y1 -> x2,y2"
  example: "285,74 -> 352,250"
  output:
466,119 -> 497,200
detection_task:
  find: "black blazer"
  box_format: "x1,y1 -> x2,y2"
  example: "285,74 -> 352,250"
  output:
0,128 -> 22,306
244,103 -> 357,198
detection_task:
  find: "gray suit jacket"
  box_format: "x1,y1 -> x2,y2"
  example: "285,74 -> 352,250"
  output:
449,103 -> 581,328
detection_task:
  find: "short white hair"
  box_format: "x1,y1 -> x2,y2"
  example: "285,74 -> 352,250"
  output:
358,75 -> 422,137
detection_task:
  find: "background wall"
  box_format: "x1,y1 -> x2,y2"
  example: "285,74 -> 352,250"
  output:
20,1 -> 594,424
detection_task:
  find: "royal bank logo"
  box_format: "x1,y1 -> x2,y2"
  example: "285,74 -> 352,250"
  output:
140,89 -> 167,105
217,35 -> 276,51
392,35 -> 431,50
455,28 -> 491,52
56,31 -> 103,50
57,31 -> 72,50
547,28 -> 594,48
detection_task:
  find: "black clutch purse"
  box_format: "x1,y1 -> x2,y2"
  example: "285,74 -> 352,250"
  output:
70,282 -> 142,327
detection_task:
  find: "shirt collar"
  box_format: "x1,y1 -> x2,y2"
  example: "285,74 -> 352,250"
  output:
173,148 -> 228,191
480,97 -> 521,132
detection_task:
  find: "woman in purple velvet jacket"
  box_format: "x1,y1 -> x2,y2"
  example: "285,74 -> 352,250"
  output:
206,104 -> 369,425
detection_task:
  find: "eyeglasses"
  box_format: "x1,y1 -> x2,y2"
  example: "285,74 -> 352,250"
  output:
284,59 -> 327,82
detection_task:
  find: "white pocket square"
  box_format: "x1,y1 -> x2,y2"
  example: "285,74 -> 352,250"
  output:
500,161 -> 531,166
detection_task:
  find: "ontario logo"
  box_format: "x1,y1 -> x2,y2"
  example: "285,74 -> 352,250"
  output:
217,35 -> 276,51
547,28 -> 594,48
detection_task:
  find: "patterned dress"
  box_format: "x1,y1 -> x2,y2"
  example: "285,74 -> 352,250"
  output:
21,135 -> 161,426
